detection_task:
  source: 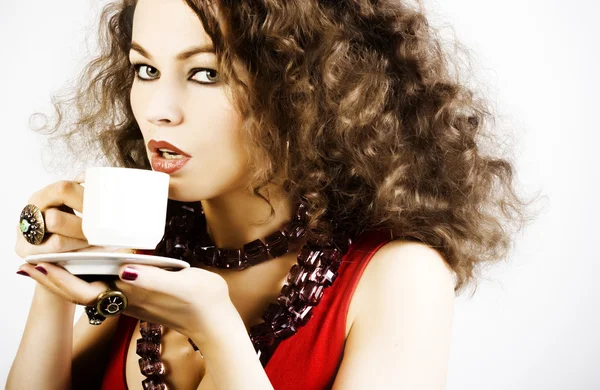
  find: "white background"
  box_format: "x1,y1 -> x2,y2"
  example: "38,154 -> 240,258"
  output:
1,1 -> 598,389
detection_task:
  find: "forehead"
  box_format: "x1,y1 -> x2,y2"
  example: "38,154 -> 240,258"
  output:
132,0 -> 213,48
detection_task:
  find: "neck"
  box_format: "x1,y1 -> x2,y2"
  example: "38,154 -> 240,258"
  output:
200,182 -> 296,249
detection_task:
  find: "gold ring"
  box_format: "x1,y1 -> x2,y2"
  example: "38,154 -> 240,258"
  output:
20,204 -> 46,245
95,280 -> 128,317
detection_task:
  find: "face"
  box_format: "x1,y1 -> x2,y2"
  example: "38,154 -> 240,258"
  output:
129,0 -> 249,202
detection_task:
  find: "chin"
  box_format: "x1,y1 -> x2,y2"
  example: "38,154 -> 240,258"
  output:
167,185 -> 202,203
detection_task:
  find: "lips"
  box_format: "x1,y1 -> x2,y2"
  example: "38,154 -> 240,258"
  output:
147,139 -> 191,157
147,139 -> 191,174
150,154 -> 190,174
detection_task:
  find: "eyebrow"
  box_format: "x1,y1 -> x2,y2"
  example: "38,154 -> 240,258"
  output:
129,41 -> 215,61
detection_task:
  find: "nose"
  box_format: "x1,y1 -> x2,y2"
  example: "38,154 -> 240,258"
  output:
145,82 -> 184,127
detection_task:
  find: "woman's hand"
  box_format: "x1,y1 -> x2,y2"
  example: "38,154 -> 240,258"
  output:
15,172 -> 236,341
15,172 -> 111,257
16,261 -> 234,342
113,263 -> 233,341
15,172 -> 135,302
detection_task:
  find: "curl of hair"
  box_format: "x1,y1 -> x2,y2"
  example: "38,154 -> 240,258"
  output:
32,0 -> 540,295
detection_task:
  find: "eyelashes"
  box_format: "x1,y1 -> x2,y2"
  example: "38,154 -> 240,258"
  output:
130,63 -> 220,85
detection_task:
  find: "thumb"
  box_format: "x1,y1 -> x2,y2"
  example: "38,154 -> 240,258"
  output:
74,171 -> 85,184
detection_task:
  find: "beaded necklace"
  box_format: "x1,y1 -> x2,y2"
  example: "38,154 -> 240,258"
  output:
134,199 -> 354,390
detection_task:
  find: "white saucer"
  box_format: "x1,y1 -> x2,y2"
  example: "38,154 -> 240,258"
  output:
25,252 -> 190,276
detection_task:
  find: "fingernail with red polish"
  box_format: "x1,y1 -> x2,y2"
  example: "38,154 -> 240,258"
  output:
16,270 -> 30,277
122,267 -> 138,281
35,266 -> 47,275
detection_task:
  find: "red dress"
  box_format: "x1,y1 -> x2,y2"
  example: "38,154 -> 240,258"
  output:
100,228 -> 393,389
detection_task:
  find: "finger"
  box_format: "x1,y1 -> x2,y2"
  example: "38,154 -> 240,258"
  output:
42,207 -> 86,240
15,227 -> 90,257
116,264 -> 223,297
17,263 -> 85,304
28,180 -> 85,213
117,264 -> 172,291
17,262 -> 111,307
31,273 -> 76,303
112,266 -> 170,314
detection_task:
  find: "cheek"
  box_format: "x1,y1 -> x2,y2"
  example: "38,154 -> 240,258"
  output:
129,86 -> 146,134
192,109 -> 247,172
190,89 -> 245,156
180,97 -> 251,198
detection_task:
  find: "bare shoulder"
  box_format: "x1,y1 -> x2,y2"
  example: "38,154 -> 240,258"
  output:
336,239 -> 457,388
346,239 -> 457,333
363,238 -> 456,290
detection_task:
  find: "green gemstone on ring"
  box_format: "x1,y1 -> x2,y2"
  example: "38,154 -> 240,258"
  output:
20,219 -> 30,233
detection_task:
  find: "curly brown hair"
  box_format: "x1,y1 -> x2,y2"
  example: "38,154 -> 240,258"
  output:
32,0 -> 540,294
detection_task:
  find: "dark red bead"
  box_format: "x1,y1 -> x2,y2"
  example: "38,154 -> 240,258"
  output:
264,231 -> 288,257
180,212 -> 195,232
140,321 -> 162,339
325,264 -> 339,284
306,266 -> 335,287
289,301 -> 314,326
306,267 -> 325,284
282,221 -> 295,236
138,356 -> 166,376
272,314 -> 298,339
192,244 -> 206,263
298,246 -> 326,268
249,322 -> 275,347
167,215 -> 182,233
282,221 -> 307,245
287,264 -> 309,286
203,246 -> 217,267
136,338 -> 160,357
277,283 -> 299,307
298,280 -> 324,305
287,264 -> 299,284
173,236 -> 187,255
262,303 -> 287,323
216,248 -> 245,269
243,239 -> 268,265
321,247 -> 342,264
142,376 -> 168,390
262,303 -> 297,338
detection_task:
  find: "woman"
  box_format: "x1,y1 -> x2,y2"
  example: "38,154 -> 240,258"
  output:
8,0 -> 534,389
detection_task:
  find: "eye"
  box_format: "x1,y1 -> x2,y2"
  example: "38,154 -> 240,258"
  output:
130,63 -> 220,85
195,68 -> 220,84
132,64 -> 159,80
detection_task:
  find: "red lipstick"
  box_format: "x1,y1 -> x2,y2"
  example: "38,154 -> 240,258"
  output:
148,140 -> 191,157
148,139 -> 191,174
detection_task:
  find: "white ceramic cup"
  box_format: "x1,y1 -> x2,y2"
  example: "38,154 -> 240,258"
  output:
81,167 -> 170,249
